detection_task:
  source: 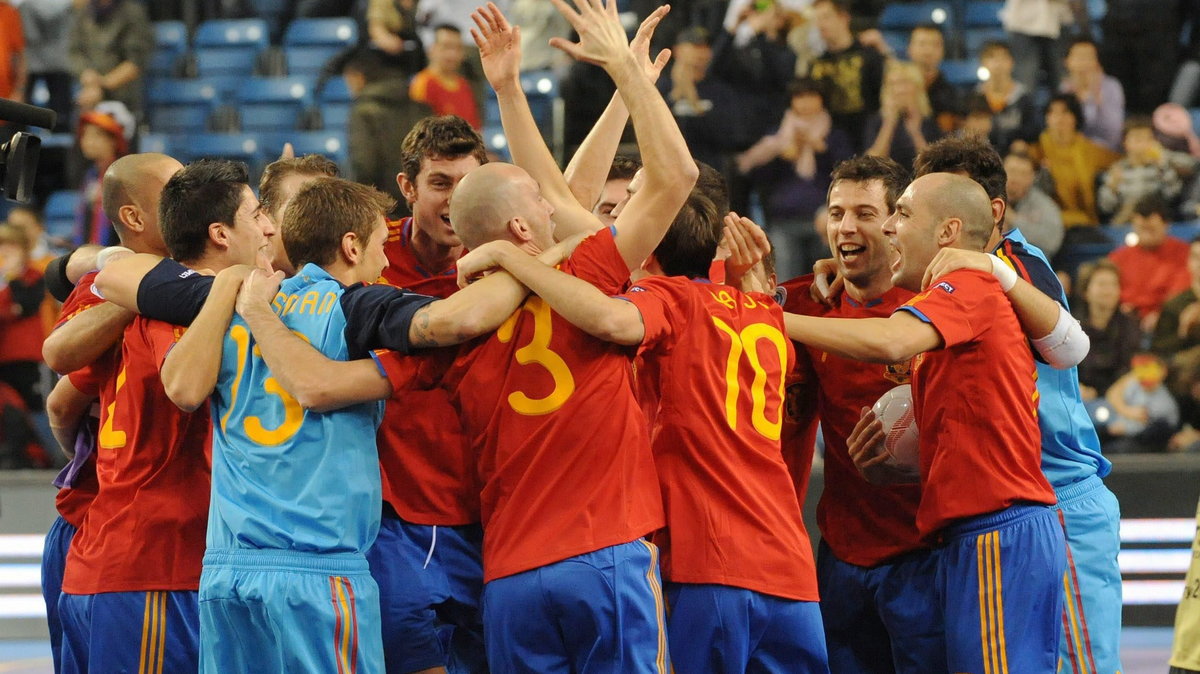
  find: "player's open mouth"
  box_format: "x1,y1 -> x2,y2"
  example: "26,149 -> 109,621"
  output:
838,243 -> 866,261
441,214 -> 452,227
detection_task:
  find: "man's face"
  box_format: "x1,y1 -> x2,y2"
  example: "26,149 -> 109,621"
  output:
267,171 -> 322,274
1065,42 -> 1099,76
1189,241 -> 1200,283
79,124 -> 117,162
908,28 -> 944,70
359,217 -> 390,282
981,47 -> 1013,81
226,186 -> 276,265
1045,101 -> 1078,136
1132,211 -> 1168,249
594,177 -> 632,227
609,168 -> 644,220
882,182 -> 941,291
402,154 -> 482,248
430,28 -> 465,73
515,172 -> 556,248
812,2 -> 851,47
1004,155 -> 1035,202
827,179 -> 895,289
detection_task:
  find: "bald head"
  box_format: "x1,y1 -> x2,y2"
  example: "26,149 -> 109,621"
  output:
449,163 -> 548,250
914,172 -> 995,251
101,153 -> 182,252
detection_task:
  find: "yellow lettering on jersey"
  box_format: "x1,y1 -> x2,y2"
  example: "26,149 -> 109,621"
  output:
300,291 -> 319,315
271,293 -> 286,315
497,297 -> 576,416
712,317 -> 744,429
98,366 -> 128,449
221,325 -> 251,432
712,317 -> 788,440
319,292 -> 338,314
710,290 -> 737,310
283,294 -> 301,316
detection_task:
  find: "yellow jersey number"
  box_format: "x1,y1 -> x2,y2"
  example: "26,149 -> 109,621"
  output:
221,324 -> 305,446
496,297 -> 576,416
711,317 -> 789,440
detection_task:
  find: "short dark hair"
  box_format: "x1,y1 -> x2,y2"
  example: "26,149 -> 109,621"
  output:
828,155 -> 911,213
1132,192 -> 1170,219
159,159 -> 249,264
695,160 -> 730,215
980,40 -> 1011,58
675,25 -> 711,46
400,115 -> 488,187
653,190 -> 723,279
1122,115 -> 1155,141
259,154 -> 340,219
812,0 -> 851,15
910,23 -> 944,38
914,135 -> 1007,204
341,47 -> 389,84
787,78 -> 826,105
607,155 -> 641,182
283,177 -> 396,268
433,23 -> 461,36
1045,93 -> 1084,131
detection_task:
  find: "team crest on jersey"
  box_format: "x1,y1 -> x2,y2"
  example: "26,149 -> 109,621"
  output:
883,358 -> 914,384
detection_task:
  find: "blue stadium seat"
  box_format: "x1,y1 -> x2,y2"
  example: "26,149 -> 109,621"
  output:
268,131 -> 349,165
195,19 -> 270,49
878,2 -> 953,30
881,30 -> 909,58
482,125 -> 511,161
177,133 -> 265,166
250,0 -> 288,40
941,60 -> 982,87
237,76 -> 315,104
1057,242 -> 1115,276
148,49 -> 181,79
147,78 -> 223,107
239,103 -> 302,132
154,21 -> 188,53
1173,222 -> 1200,241
320,77 -> 353,104
285,45 -> 343,75
964,28 -> 1007,56
520,70 -> 558,132
964,1 -> 1004,27
195,47 -> 260,77
284,18 -> 358,47
318,103 -> 351,129
149,106 -> 212,134
44,190 -> 79,221
138,132 -> 172,155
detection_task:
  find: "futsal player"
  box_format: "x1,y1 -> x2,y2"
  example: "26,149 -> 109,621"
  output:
785,173 -> 1068,672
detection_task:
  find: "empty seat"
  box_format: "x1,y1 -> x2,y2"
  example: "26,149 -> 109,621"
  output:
177,133 -> 264,167
238,103 -> 302,132
195,47 -> 261,77
236,77 -> 314,132
148,49 -> 181,79
284,18 -> 358,47
149,106 -> 212,134
318,103 -> 352,129
964,1 -> 1005,27
879,2 -> 953,30
195,19 -> 270,49
320,77 -> 353,104
285,130 -> 349,164
154,21 -> 188,53
148,78 -> 224,107
285,45 -> 343,75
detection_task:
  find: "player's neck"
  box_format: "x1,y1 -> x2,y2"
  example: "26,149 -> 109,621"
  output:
844,275 -> 892,304
186,251 -> 236,274
322,260 -> 361,287
410,223 -> 461,272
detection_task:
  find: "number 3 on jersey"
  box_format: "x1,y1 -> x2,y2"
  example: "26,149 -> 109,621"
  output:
497,297 -> 575,416
221,324 -> 305,445
711,317 -> 788,440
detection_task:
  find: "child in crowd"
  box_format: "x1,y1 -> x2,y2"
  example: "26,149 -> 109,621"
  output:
1098,117 -> 1196,224
74,101 -> 133,246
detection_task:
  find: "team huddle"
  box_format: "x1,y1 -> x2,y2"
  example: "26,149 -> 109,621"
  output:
37,1 -> 1124,673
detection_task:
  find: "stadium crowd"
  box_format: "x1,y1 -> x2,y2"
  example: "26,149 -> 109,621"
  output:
1,0 -> 1200,672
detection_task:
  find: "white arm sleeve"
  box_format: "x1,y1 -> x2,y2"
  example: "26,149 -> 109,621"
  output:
1030,303 -> 1091,369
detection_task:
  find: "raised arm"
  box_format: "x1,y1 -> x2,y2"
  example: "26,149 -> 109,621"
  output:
784,311 -> 943,364
160,267 -> 246,412
235,269 -> 393,412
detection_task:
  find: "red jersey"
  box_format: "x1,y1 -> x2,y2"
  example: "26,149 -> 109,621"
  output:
783,277 -> 925,566
777,277 -> 824,504
1109,237 -> 1191,319
62,317 -> 212,594
409,69 -> 482,129
0,267 -> 47,363
898,269 -> 1054,540
376,217 -> 478,524
623,276 -> 815,601
409,229 -> 664,582
54,271 -> 105,331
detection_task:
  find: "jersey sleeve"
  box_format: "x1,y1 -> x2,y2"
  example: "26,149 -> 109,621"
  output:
620,277 -> 685,354
54,271 -> 106,330
340,284 -> 438,359
566,227 -> 632,295
136,259 -> 215,327
895,269 -> 1000,349
372,347 -> 454,393
996,238 -> 1068,309
67,357 -> 108,397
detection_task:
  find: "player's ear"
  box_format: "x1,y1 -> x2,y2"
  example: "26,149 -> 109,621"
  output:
507,216 -> 532,243
990,197 -> 1006,228
340,231 -> 360,264
118,204 -> 144,233
209,222 -> 228,250
937,217 -> 960,246
397,173 -> 417,206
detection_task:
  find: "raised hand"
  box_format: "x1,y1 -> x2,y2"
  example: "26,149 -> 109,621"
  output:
722,211 -> 771,289
920,248 -> 991,290
471,3 -> 522,92
630,5 -> 672,83
455,240 -> 512,289
548,0 -> 634,70
235,267 -> 285,318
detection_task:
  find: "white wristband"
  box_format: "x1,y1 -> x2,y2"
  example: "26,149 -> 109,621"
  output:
95,246 -> 134,271
989,254 -> 1018,292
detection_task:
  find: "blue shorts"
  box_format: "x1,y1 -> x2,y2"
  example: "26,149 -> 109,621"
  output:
41,515 -> 75,672
665,583 -> 828,673
396,518 -> 486,673
199,549 -> 382,674
366,517 -> 446,673
1051,475 -> 1123,674
816,541 -> 944,674
58,589 -> 199,674
482,539 -> 670,674
935,504 -> 1067,674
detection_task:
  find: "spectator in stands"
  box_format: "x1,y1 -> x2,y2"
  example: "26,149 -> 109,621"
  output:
736,77 -> 852,279
960,94 -> 996,140
807,0 -> 884,152
0,1 -> 25,106
658,26 -> 746,171
1100,352 -> 1180,452
509,0 -> 571,76
1000,0 -> 1081,92
1168,349 -> 1200,452
1153,236 -> 1200,359
1060,37 -> 1125,151
0,224 -> 47,415
1098,117 -> 1196,224
366,0 -> 426,76
18,0 -> 71,130
410,24 -> 481,130
864,60 -> 941,170
1155,103 -> 1200,160
663,26 -> 715,118
73,101 -> 132,247
907,23 -> 961,134
1101,0 -> 1180,114
1074,259 -> 1143,400
1027,93 -> 1120,228
976,41 -> 1040,153
6,206 -> 57,270
1005,150 -> 1064,257
1109,193 -> 1193,331
67,0 -> 152,116
343,48 -> 433,209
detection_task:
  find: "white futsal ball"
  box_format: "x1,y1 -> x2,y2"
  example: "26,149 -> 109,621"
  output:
871,384 -> 920,471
